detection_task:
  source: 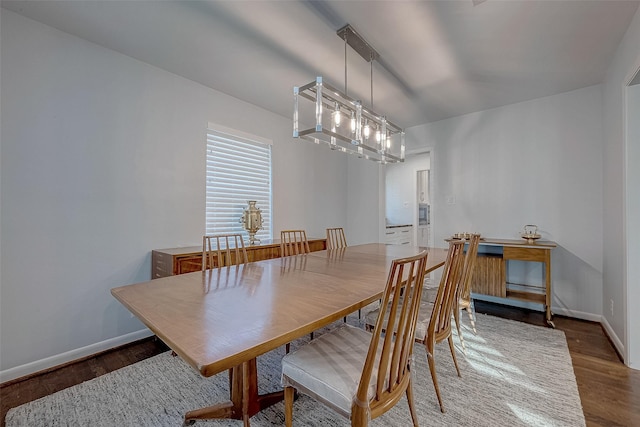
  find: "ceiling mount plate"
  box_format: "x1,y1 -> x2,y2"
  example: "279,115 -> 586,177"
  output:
337,24 -> 379,62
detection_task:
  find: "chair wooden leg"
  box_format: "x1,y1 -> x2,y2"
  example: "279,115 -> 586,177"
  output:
405,376 -> 419,427
426,345 -> 445,413
467,301 -> 477,334
351,401 -> 370,427
448,335 -> 462,377
453,306 -> 466,353
285,343 -> 290,354
284,386 -> 295,427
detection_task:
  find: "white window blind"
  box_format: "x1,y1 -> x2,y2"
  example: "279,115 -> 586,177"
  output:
206,126 -> 272,242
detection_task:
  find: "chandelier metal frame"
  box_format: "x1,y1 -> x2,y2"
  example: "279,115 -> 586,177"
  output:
293,24 -> 405,164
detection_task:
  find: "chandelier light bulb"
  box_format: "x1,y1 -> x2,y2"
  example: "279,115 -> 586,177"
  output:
334,103 -> 341,127
350,111 -> 356,133
375,130 -> 381,143
364,120 -> 370,139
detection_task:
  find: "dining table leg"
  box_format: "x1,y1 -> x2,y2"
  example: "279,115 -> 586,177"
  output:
183,358 -> 284,426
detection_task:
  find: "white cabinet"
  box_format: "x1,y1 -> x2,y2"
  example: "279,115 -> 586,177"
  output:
417,226 -> 430,247
385,225 -> 413,245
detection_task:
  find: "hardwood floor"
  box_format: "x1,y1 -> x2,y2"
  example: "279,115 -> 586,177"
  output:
1,302 -> 639,426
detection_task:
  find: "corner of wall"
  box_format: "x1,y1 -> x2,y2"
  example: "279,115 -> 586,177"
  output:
601,314 -> 625,364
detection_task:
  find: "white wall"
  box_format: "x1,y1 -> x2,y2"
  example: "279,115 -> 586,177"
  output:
0,10 -> 377,380
346,156 -> 383,245
405,86 -> 604,320
602,6 -> 640,366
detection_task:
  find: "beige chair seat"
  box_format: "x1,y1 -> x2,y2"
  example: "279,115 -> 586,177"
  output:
281,251 -> 429,427
364,299 -> 434,342
281,324 -> 384,418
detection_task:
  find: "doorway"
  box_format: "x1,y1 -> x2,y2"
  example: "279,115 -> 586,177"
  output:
384,152 -> 431,246
416,169 -> 430,247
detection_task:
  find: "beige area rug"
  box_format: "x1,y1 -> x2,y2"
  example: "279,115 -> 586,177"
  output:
6,313 -> 585,426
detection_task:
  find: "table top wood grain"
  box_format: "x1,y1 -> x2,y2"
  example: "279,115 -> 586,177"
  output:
111,243 -> 448,378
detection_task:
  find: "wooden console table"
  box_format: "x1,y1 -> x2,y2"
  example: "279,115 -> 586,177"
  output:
468,238 -> 557,327
151,238 -> 326,278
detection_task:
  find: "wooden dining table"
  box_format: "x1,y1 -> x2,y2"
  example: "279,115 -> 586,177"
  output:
111,243 -> 448,426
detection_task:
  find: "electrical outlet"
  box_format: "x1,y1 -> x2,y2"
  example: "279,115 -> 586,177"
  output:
610,299 -> 614,316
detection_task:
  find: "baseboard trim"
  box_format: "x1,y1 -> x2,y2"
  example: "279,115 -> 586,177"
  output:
551,307 -> 601,323
0,329 -> 154,384
600,315 -> 625,363
472,295 -> 602,323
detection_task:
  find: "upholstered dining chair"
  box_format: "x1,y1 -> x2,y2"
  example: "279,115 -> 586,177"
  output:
364,239 -> 466,413
201,233 -> 256,392
419,234 -> 481,351
202,234 -> 248,270
326,227 -> 348,249
280,229 -> 312,350
325,227 -> 359,320
280,229 -> 310,256
453,234 -> 481,349
282,250 -> 429,427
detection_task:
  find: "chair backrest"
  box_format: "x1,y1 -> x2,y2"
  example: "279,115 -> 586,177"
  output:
427,240 -> 466,343
354,250 -> 428,421
280,230 -> 310,256
202,234 -> 248,270
326,227 -> 347,250
457,234 -> 481,302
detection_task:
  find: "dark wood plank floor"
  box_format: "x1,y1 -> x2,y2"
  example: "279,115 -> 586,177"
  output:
2,302 -> 639,426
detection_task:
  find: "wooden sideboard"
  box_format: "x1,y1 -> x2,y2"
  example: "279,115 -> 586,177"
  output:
151,238 -> 327,278
467,238 -> 557,327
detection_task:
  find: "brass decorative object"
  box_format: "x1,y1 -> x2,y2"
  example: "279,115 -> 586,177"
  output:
521,224 -> 541,243
240,201 -> 264,245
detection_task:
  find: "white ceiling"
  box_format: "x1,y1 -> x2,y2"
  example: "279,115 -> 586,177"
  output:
2,0 -> 638,128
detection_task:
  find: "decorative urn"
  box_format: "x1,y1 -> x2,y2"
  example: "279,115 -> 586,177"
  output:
240,201 -> 264,245
521,224 -> 541,244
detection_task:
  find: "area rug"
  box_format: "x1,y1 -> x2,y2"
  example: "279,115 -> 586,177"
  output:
6,313 -> 585,426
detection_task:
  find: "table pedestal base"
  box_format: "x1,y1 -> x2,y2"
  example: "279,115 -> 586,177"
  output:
184,359 -> 283,427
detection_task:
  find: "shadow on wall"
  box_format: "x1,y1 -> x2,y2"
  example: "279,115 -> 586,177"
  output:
551,245 -> 602,319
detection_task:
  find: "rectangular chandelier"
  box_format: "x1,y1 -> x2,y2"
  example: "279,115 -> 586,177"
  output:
293,77 -> 405,163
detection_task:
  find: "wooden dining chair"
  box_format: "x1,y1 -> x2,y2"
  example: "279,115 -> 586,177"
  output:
326,227 -> 348,249
325,227 -> 359,321
454,234 -> 481,349
280,229 -> 310,256
202,234 -> 248,270
282,250 -> 429,427
419,234 -> 481,351
280,229 -> 312,350
364,239 -> 466,413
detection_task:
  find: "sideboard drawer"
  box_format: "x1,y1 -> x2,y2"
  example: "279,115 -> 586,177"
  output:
503,246 -> 548,262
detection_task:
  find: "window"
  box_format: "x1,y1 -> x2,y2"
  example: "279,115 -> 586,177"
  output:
206,124 -> 272,242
